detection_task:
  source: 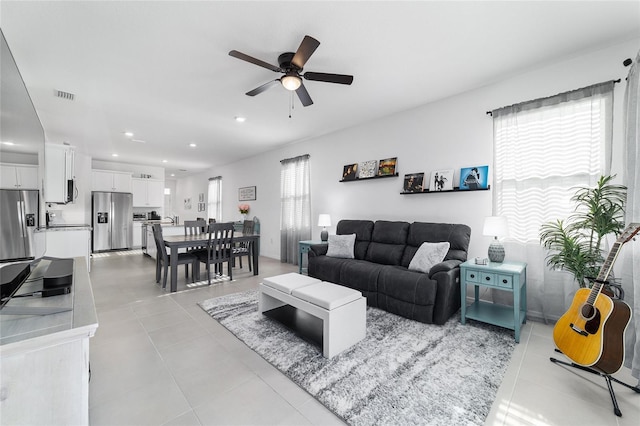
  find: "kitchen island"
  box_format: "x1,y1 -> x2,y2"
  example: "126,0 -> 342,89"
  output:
0,257 -> 98,424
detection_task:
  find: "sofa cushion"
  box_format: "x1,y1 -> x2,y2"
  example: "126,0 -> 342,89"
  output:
377,266 -> 438,323
365,221 -> 409,265
402,222 -> 472,267
408,242 -> 450,273
326,234 -> 356,259
337,220 -> 374,260
308,255 -> 351,285
338,259 -> 384,307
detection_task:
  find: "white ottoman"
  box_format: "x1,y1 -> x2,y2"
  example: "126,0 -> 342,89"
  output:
259,274 -> 366,358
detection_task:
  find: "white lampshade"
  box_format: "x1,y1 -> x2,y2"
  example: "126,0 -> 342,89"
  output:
318,214 -> 331,227
483,216 -> 509,238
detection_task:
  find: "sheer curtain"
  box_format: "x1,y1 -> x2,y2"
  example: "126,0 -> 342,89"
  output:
207,176 -> 222,222
280,154 -> 311,264
622,51 -> 640,383
492,81 -> 614,322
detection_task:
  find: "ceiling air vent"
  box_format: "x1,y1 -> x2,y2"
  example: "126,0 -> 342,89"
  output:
54,89 -> 75,101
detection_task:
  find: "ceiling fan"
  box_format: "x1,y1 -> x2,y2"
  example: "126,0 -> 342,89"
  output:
229,35 -> 353,107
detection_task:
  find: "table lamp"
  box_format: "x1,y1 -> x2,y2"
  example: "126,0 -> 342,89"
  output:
483,216 -> 508,263
318,214 -> 331,242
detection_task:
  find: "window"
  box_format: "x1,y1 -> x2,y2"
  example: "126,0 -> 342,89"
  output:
207,176 -> 222,222
280,154 -> 311,264
492,81 -> 614,243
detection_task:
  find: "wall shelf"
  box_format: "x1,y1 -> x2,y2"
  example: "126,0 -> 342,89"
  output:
340,173 -> 399,183
400,185 -> 490,195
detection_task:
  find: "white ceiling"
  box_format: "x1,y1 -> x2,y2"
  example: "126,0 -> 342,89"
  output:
1,1 -> 639,178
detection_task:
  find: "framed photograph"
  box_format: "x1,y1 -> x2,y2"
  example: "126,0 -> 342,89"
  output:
403,173 -> 425,192
429,169 -> 454,191
377,157 -> 397,176
358,160 -> 378,178
238,186 -> 256,201
342,163 -> 359,181
198,202 -> 205,212
198,193 -> 204,202
459,165 -> 489,190
184,198 -> 192,210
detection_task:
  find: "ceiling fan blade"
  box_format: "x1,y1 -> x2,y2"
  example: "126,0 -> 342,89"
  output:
246,79 -> 280,96
303,72 -> 354,85
291,35 -> 320,69
295,82 -> 313,107
229,50 -> 282,72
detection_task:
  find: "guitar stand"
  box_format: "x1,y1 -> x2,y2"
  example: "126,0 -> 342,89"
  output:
550,349 -> 640,417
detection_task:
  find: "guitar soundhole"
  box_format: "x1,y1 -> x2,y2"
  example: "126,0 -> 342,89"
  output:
581,304 -> 596,320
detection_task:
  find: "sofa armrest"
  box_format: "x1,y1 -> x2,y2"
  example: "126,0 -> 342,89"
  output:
309,244 -> 328,257
428,259 -> 462,278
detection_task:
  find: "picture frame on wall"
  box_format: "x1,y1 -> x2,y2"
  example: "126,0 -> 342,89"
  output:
198,193 -> 205,202
358,160 -> 378,178
377,157 -> 397,176
403,173 -> 425,192
198,202 -> 205,212
459,165 -> 489,190
184,198 -> 192,210
342,163 -> 359,181
429,169 -> 454,191
238,186 -> 257,201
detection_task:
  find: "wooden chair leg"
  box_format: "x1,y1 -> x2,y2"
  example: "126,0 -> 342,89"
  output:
162,264 -> 168,289
156,258 -> 161,283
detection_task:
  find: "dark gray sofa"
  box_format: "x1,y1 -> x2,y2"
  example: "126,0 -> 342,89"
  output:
308,220 -> 471,325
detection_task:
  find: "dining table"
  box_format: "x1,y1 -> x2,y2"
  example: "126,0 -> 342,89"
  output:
163,233 -> 260,292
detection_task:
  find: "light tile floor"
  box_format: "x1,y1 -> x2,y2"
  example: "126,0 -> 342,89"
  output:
88,253 -> 639,425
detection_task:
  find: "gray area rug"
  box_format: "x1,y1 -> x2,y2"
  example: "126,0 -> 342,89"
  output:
199,291 -> 515,425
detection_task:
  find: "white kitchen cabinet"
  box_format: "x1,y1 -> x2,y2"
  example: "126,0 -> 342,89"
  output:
45,228 -> 91,271
0,163 -> 39,189
133,222 -> 143,248
44,144 -> 75,203
92,170 -> 132,192
132,178 -> 164,207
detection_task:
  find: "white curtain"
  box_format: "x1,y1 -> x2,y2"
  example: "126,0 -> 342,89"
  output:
207,176 -> 222,222
280,154 -> 311,264
622,51 -> 640,383
492,81 -> 614,322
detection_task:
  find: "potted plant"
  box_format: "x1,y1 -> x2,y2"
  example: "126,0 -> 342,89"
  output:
539,175 -> 627,288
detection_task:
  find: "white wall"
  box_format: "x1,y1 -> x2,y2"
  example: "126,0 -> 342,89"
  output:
174,38 -> 639,261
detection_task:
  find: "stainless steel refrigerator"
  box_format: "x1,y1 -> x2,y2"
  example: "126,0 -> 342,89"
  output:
92,192 -> 133,252
0,189 -> 39,261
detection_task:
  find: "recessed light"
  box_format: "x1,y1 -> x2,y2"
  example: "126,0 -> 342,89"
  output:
162,160 -> 168,163
189,143 -> 197,148
124,131 -> 134,138
235,116 -> 246,123
170,173 -> 175,177
112,153 -> 118,157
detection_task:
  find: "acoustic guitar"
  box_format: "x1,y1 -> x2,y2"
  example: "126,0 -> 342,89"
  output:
553,223 -> 640,374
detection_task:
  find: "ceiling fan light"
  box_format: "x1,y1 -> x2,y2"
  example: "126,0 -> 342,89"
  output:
281,75 -> 301,91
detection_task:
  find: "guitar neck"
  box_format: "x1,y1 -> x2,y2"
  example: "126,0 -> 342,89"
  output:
586,242 -> 621,306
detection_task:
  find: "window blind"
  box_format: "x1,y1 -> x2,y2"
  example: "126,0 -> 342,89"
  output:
493,82 -> 614,243
207,176 -> 222,222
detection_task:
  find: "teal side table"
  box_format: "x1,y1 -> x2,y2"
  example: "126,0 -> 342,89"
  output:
298,240 -> 326,275
460,260 -> 527,342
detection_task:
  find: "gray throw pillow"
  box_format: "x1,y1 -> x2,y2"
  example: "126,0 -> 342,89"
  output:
326,234 -> 356,259
408,242 -> 450,273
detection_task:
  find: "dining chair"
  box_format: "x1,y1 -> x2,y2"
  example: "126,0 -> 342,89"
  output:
233,220 -> 255,271
195,222 -> 235,285
152,224 -> 198,289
